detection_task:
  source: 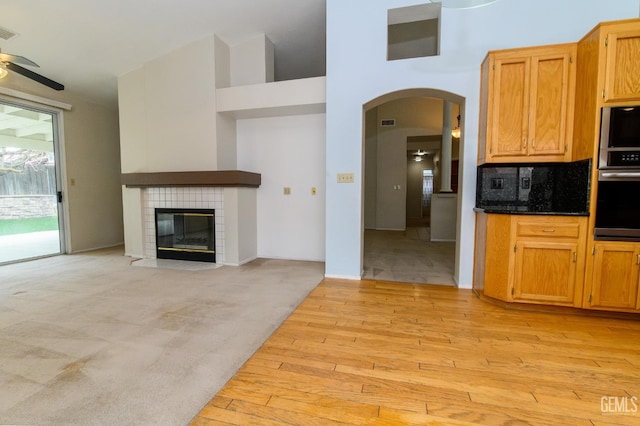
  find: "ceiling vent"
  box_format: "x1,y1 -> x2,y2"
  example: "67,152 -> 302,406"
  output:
0,27 -> 17,40
381,119 -> 396,127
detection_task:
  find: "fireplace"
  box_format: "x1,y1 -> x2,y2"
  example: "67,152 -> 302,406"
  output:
155,208 -> 216,262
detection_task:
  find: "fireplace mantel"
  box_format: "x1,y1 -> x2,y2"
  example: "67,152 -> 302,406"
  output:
121,170 -> 261,188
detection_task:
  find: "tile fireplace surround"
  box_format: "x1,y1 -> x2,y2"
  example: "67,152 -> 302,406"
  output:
121,170 -> 261,266
143,187 -> 224,261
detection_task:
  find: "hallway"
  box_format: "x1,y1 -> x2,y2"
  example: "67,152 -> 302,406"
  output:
362,226 -> 456,286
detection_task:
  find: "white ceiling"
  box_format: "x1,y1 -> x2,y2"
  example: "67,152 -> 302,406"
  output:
0,0 -> 326,107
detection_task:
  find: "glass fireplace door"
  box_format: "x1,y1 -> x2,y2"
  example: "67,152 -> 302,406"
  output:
155,208 -> 215,262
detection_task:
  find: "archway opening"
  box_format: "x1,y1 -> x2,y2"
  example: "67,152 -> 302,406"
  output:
362,88 -> 465,285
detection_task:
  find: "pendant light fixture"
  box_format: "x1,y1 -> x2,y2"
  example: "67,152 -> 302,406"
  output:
451,115 -> 461,138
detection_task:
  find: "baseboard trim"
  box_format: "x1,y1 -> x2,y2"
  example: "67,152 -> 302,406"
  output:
70,242 -> 124,254
324,274 -> 361,280
256,255 -> 325,263
223,256 -> 258,267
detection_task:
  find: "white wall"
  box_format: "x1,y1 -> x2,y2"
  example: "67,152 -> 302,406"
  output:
230,34 -> 275,86
121,187 -> 143,257
118,36 -> 219,173
325,0 -> 640,284
237,114 -> 326,261
431,193 -> 457,242
223,187 -> 257,265
214,37 -> 238,169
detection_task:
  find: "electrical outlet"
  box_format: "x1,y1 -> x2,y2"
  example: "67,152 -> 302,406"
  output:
491,178 -> 504,190
283,187 -> 291,195
337,173 -> 354,183
311,187 -> 317,195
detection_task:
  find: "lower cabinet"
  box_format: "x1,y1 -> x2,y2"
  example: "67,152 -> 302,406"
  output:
583,242 -> 640,312
513,240 -> 581,305
475,213 -> 587,307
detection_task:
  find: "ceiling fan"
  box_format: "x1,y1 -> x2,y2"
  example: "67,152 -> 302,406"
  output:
0,50 -> 64,91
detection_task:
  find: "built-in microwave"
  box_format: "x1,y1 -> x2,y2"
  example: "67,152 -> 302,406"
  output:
594,106 -> 640,241
599,106 -> 640,169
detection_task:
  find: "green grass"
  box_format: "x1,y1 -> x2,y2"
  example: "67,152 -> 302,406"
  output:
0,217 -> 59,236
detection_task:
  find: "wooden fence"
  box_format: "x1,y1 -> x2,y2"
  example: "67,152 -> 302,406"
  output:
0,167 -> 57,195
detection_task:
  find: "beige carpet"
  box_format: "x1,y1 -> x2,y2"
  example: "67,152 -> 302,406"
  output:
0,247 -> 324,425
363,227 -> 456,285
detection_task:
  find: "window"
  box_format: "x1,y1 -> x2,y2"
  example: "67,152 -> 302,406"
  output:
388,3 -> 441,61
422,169 -> 434,207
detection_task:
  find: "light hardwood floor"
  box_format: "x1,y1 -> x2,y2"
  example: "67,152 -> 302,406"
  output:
191,279 -> 640,425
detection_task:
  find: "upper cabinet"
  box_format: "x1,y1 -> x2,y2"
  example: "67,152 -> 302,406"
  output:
478,44 -> 576,164
602,25 -> 640,103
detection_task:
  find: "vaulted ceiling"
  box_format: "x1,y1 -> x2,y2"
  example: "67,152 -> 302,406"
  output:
0,0 -> 326,108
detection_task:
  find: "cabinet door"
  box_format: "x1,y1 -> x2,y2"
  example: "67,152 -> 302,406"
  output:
603,29 -> 640,102
513,241 -> 578,305
528,52 -> 573,158
489,56 -> 529,158
589,242 -> 640,310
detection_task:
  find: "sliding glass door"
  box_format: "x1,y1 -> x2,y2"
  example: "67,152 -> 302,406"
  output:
0,100 -> 64,264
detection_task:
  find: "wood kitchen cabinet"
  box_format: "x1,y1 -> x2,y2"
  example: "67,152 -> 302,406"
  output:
478,43 -> 576,164
602,25 -> 640,103
474,213 -> 587,307
583,242 -> 640,312
572,18 -> 640,161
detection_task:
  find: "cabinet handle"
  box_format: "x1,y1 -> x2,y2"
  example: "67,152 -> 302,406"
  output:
531,139 -> 536,149
573,252 -> 577,263
523,137 -> 527,150
637,254 -> 640,265
542,229 -> 556,233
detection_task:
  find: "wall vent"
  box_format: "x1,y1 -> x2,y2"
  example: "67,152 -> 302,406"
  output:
381,119 -> 396,127
0,27 -> 17,40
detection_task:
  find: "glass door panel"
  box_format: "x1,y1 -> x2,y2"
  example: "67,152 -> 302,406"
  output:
0,101 -> 63,264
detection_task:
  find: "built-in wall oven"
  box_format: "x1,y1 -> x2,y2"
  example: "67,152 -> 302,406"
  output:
594,106 -> 640,241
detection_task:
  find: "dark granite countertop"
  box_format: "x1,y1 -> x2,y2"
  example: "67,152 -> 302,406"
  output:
473,207 -> 589,216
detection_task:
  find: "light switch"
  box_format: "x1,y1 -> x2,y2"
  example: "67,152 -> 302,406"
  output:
311,187 -> 317,195
284,187 -> 291,195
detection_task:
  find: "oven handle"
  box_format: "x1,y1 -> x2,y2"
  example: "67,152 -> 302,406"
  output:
599,170 -> 640,181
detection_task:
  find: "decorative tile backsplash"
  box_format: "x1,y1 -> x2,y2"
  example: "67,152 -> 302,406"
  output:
142,187 -> 225,262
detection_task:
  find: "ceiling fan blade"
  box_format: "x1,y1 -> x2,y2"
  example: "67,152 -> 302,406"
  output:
0,52 -> 39,67
5,62 -> 64,91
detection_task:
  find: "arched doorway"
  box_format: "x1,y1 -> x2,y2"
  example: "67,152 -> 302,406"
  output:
362,89 -> 465,285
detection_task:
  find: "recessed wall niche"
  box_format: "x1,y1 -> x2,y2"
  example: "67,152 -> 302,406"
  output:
387,3 -> 441,61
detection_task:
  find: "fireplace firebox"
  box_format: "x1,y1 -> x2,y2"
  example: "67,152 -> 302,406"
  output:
155,208 -> 215,262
